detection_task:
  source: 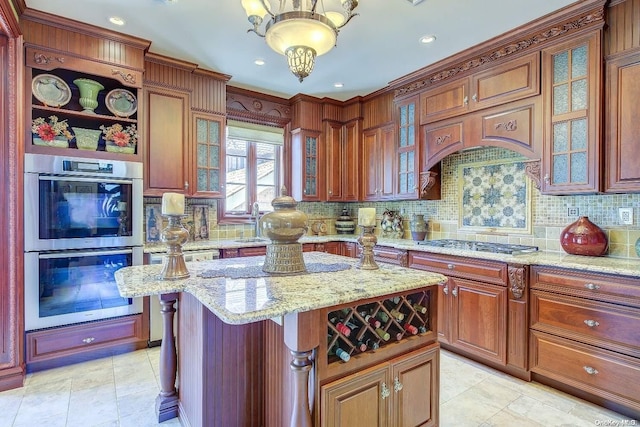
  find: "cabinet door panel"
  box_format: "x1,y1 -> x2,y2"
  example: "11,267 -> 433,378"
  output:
419,78 -> 469,124
471,52 -> 540,110
325,121 -> 343,201
423,120 -> 464,169
343,121 -> 360,201
144,87 -> 189,195
606,53 -> 640,192
361,129 -> 379,200
321,365 -> 389,427
392,345 -> 439,427
450,278 -> 507,365
380,125 -> 396,199
191,113 -> 224,198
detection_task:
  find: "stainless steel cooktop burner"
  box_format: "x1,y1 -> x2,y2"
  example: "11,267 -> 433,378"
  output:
416,239 -> 538,255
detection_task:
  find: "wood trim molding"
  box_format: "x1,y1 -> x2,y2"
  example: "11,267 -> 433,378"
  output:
227,86 -> 291,127
524,160 -> 542,190
393,1 -> 606,98
0,0 -> 20,36
508,266 -> 526,300
420,170 -> 439,199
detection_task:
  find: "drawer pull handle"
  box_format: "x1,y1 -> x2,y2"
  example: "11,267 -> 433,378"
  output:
584,319 -> 600,328
393,377 -> 403,393
583,366 -> 599,375
584,283 -> 600,291
381,382 -> 390,399
82,337 -> 96,344
447,263 -> 454,270
452,287 -> 458,297
443,285 -> 448,295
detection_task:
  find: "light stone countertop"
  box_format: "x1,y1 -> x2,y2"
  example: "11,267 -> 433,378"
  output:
116,252 -> 447,325
145,235 -> 640,278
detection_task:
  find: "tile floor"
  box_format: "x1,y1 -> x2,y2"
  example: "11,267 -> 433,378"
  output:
0,347 -> 636,426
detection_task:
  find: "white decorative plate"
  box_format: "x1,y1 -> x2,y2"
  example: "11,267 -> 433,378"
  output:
32,74 -> 72,108
105,88 -> 138,118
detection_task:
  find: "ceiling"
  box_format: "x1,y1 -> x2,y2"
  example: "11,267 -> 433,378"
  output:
24,0 -> 578,101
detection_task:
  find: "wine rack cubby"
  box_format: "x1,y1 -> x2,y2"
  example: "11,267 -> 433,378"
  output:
326,290 -> 433,365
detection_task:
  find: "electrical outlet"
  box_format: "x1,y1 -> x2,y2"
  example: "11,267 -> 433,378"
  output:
568,207 -> 579,217
619,207 -> 634,225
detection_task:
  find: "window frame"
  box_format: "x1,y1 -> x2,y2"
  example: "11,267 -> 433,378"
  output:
218,125 -> 283,225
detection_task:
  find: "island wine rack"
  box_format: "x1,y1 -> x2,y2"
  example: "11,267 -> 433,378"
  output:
326,290 -> 433,365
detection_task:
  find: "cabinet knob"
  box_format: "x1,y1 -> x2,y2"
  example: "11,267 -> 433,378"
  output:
393,376 -> 403,393
452,287 -> 458,297
447,263 -> 454,270
381,382 -> 390,399
328,190 -> 332,195
584,283 -> 600,291
184,181 -> 189,189
82,337 -> 96,344
583,366 -> 599,375
472,93 -> 478,102
543,174 -> 550,184
583,319 -> 600,328
443,285 -> 448,295
463,96 -> 468,105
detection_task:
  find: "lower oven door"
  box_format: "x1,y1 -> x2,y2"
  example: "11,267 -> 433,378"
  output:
24,247 -> 143,331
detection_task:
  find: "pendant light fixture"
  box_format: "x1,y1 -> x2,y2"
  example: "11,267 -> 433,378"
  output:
241,0 -> 359,82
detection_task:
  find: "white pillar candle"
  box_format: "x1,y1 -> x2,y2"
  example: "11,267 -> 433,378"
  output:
162,192 -> 185,215
358,208 -> 376,226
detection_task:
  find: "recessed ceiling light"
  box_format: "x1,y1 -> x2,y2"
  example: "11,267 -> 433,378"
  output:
419,35 -> 436,44
109,16 -> 125,26
333,82 -> 344,88
254,59 -> 265,66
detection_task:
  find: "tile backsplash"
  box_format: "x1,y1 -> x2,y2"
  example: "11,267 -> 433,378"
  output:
144,147 -> 640,259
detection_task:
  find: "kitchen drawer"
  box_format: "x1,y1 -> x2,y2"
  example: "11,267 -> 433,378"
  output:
26,314 -> 144,364
531,266 -> 640,308
408,252 -> 507,286
531,331 -> 640,412
373,246 -> 407,266
531,290 -> 640,357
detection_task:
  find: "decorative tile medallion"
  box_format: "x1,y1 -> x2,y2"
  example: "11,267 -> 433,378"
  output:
459,160 -> 532,234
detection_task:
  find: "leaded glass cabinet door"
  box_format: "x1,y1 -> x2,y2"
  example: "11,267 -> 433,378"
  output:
396,96 -> 419,199
291,129 -> 323,201
191,113 -> 225,198
542,31 -> 601,194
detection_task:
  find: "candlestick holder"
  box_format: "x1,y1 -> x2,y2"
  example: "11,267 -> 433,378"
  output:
356,225 -> 379,270
159,214 -> 190,280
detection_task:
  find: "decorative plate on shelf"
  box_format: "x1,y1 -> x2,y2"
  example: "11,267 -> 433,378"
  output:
32,74 -> 72,108
105,88 -> 137,118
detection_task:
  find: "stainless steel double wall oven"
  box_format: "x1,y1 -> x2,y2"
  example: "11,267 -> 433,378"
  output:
24,153 -> 144,331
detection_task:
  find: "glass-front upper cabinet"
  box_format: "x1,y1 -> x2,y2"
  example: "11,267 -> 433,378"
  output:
291,129 -> 323,201
395,95 -> 419,199
191,113 -> 225,198
542,31 -> 601,194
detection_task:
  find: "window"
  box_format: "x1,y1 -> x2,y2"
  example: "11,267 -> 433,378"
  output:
221,121 -> 283,221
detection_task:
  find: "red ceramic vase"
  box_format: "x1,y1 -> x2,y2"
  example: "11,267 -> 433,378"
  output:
559,216 -> 608,256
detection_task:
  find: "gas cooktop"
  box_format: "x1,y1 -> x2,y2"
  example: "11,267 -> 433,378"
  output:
416,239 -> 538,255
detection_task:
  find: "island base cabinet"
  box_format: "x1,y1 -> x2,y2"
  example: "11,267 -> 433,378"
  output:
321,344 -> 440,427
177,293 -> 265,427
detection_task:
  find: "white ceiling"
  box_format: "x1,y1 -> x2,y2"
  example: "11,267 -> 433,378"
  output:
24,0 -> 578,101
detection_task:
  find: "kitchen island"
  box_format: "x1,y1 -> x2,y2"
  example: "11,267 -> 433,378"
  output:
115,251 -> 447,427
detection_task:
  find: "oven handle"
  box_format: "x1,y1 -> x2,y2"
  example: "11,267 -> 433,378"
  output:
38,248 -> 134,259
38,175 -> 135,185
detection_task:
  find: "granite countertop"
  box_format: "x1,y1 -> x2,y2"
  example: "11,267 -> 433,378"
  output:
116,252 -> 447,325
145,235 -> 640,278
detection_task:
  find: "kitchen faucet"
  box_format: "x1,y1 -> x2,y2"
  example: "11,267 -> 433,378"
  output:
252,202 -> 261,238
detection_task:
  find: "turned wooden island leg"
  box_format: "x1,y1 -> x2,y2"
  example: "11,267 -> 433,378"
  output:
156,293 -> 179,422
284,311 -> 320,427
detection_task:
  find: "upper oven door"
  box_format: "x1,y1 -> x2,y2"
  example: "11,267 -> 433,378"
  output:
24,171 -> 143,252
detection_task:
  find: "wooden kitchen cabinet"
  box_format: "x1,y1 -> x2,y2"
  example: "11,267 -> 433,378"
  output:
605,52 -> 640,192
530,266 -> 640,418
190,112 -> 225,197
321,345 -> 439,427
408,251 -> 529,379
325,120 -> 360,202
220,246 -> 267,258
419,51 -> 540,125
362,124 -> 395,201
143,85 -> 190,195
394,96 -> 420,199
291,129 -> 323,201
340,242 -> 359,258
541,31 -> 602,194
